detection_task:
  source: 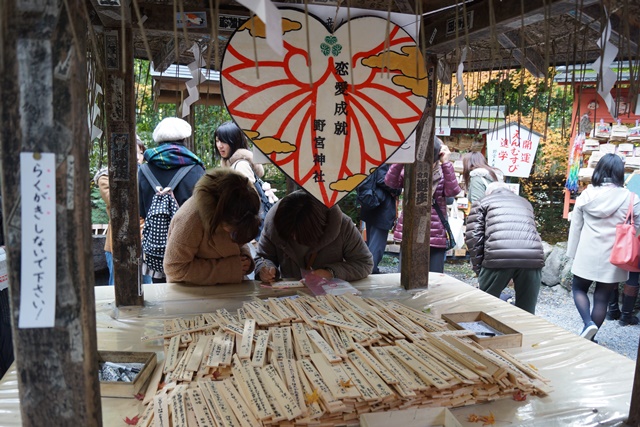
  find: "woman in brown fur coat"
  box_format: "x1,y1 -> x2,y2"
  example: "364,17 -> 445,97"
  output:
163,169 -> 261,285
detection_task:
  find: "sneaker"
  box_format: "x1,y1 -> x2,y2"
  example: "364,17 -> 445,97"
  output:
580,321 -> 598,340
606,309 -> 621,320
619,314 -> 639,326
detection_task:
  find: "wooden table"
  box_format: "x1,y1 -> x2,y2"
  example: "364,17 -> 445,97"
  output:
0,273 -> 635,426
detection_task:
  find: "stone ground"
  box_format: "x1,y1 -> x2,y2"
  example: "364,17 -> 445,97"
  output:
378,255 -> 640,360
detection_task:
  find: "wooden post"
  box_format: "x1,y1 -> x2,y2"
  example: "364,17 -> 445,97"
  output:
400,55 -> 438,290
286,177 -> 298,195
0,0 -> 103,424
628,335 -> 640,425
185,109 -> 196,153
104,26 -> 144,306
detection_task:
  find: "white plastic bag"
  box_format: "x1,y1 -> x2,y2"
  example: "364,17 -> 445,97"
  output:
448,205 -> 465,250
0,248 -> 8,291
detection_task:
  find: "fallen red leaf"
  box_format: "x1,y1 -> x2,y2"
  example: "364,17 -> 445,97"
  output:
513,390 -> 528,401
123,415 -> 140,425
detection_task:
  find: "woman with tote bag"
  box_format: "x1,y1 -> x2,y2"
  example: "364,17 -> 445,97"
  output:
567,154 -> 640,341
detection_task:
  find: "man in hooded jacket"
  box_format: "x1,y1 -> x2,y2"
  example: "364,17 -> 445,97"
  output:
465,182 -> 545,314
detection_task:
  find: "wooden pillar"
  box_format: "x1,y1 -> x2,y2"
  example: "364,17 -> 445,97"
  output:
286,177 -> 298,195
104,26 -> 144,306
0,0 -> 102,424
629,335 -> 640,425
400,55 -> 438,290
185,110 -> 196,152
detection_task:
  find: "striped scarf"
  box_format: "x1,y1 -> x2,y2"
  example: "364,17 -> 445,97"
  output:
144,143 -> 204,170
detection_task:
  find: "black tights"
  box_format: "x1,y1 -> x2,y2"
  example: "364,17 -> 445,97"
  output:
572,275 -> 618,328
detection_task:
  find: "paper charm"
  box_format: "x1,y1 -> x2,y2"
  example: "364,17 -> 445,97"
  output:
220,8 -> 428,206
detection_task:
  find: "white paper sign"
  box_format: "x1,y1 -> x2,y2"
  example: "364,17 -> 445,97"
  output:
19,152 -> 56,328
486,124 -> 541,178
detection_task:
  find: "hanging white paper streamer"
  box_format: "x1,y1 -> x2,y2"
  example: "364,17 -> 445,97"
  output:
590,8 -> 618,118
454,47 -> 469,117
181,43 -> 206,118
236,0 -> 284,56
88,83 -> 103,141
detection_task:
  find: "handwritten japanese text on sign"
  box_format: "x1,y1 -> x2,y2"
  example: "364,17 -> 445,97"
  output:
19,152 -> 56,328
486,124 -> 541,178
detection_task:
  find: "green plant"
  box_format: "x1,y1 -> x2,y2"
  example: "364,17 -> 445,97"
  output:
91,185 -> 109,225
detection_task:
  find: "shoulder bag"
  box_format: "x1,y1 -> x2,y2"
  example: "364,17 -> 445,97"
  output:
433,201 -> 456,251
610,194 -> 640,272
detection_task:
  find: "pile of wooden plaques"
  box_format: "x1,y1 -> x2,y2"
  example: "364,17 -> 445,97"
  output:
136,294 -> 551,427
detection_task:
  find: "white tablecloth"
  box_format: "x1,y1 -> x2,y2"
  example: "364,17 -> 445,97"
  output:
0,273 -> 635,426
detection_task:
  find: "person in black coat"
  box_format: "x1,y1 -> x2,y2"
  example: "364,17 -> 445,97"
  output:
0,193 -> 12,379
359,164 -> 401,274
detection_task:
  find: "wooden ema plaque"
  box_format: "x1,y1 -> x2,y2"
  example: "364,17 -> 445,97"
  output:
132,296 -> 550,426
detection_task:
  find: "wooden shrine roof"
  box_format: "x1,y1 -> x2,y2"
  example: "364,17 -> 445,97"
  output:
88,0 -> 640,78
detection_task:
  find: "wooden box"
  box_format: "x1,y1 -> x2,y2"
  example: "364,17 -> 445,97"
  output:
454,248 -> 467,257
98,351 -> 157,398
360,407 -> 462,427
441,311 -> 522,349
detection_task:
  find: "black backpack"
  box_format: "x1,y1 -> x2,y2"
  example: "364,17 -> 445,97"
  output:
140,164 -> 195,273
233,161 -> 274,240
357,172 -> 385,209
254,176 -> 274,219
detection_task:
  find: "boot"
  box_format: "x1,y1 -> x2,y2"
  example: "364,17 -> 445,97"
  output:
606,287 -> 621,320
619,284 -> 639,326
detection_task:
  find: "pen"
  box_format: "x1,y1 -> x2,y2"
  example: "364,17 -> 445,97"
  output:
476,332 -> 496,337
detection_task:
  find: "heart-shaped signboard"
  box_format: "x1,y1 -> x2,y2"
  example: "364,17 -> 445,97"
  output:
221,8 -> 427,207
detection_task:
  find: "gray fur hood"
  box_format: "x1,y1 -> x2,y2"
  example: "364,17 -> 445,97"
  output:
222,148 -> 264,178
470,167 -> 503,180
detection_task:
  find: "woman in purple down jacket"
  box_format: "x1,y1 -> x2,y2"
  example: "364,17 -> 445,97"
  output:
384,137 -> 462,273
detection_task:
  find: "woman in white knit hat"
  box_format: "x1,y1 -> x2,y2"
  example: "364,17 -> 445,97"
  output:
138,117 -> 206,282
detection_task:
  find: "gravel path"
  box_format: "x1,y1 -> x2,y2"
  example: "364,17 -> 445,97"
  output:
380,258 -> 640,360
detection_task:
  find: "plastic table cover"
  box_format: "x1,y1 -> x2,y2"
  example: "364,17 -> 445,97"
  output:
0,273 -> 635,426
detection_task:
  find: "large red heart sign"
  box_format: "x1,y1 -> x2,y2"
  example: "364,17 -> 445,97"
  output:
221,8 -> 428,207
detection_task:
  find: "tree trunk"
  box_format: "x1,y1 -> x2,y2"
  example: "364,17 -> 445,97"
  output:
401,55 -> 438,290
628,335 -> 640,425
0,0 -> 103,424
104,26 -> 144,307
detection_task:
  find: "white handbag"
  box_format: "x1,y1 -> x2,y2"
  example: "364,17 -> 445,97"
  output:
448,204 -> 465,250
0,248 -> 8,291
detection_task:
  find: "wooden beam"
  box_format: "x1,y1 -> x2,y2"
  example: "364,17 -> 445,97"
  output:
156,92 -> 223,107
424,0 -> 600,54
152,36 -> 192,73
0,0 -> 102,424
103,27 -> 144,307
497,30 -> 547,78
394,0 -> 414,14
88,0 -> 132,27
568,4 -> 639,58
400,55 -> 438,290
135,4 -> 248,34
154,80 -> 221,94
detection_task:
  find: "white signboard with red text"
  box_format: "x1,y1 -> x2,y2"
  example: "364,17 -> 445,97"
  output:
486,123 -> 541,178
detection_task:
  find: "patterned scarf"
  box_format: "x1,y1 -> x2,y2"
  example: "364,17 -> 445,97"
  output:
144,143 -> 204,170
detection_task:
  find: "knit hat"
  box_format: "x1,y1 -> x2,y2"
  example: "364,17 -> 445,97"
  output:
152,117 -> 192,143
